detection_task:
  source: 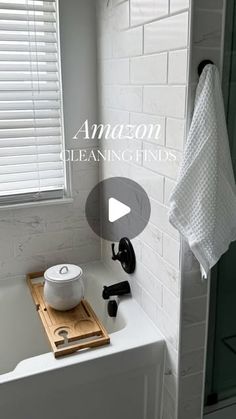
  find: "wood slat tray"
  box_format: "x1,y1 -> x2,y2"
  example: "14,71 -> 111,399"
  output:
27,272 -> 110,358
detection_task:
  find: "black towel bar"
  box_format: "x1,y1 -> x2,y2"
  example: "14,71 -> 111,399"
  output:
198,60 -> 214,76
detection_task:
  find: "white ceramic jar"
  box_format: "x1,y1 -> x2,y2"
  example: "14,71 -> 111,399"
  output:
44,264 -> 84,311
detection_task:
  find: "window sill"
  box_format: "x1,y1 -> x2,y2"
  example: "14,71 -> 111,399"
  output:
0,197 -> 74,211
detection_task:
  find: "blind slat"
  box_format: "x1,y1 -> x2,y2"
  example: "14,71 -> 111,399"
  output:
0,118 -> 60,129
0,109 -> 60,119
0,72 -> 58,81
0,91 -> 60,100
0,186 -> 64,197
0,33 -> 57,43
0,177 -> 64,192
0,2 -> 56,13
0,127 -> 61,138
0,43 -> 57,53
0,136 -> 61,148
0,161 -> 63,175
0,153 -> 63,165
0,62 -> 58,71
0,169 -> 64,183
0,13 -> 56,23
0,144 -> 62,157
0,52 -> 57,61
0,81 -> 59,91
0,22 -> 56,32
0,100 -> 60,111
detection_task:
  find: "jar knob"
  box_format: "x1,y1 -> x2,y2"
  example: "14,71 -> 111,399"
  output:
59,265 -> 69,275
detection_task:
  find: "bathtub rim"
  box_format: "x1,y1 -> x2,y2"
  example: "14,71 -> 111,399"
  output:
0,261 -> 165,385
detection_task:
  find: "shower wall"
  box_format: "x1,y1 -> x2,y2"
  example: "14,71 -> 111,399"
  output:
96,0 -> 226,418
96,1 -> 191,418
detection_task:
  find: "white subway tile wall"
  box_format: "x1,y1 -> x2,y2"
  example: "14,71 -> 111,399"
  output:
101,58 -> 130,85
164,178 -> 177,206
170,0 -> 190,14
166,118 -> 185,151
130,112 -> 166,145
168,50 -> 188,85
144,12 -> 189,54
143,144 -> 182,181
143,85 -> 187,117
130,53 -> 168,84
96,1 -> 191,418
0,2 -> 223,419
130,0 -> 169,26
112,27 -> 143,57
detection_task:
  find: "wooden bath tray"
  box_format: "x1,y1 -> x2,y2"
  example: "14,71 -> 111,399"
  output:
27,272 -> 110,358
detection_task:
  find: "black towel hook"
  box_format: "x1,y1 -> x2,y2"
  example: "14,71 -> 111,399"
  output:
198,60 -> 214,76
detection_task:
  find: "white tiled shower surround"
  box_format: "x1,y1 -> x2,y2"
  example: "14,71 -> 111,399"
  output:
0,0 -> 100,280
97,1 -> 226,418
0,1 -> 227,419
96,1 -> 191,418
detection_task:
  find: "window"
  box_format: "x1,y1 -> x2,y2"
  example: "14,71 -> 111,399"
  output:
0,0 -> 66,205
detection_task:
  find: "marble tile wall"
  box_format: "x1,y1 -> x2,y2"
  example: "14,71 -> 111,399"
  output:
0,0 -> 100,282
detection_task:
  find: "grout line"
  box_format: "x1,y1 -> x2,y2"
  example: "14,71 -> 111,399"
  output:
112,0 -> 128,7
195,7 -> 224,14
130,8 -> 189,30
102,46 -> 188,61
183,294 -> 208,302
181,346 -> 205,356
167,51 -> 170,85
142,25 -> 144,55
163,175 -> 166,204
183,320 -> 206,329
137,260 -> 179,299
181,370 -> 204,380
128,0 -> 131,28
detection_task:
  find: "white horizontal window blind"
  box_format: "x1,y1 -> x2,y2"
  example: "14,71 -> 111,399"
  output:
0,0 -> 66,205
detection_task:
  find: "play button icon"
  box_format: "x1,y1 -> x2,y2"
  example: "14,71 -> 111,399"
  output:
85,177 -> 151,242
108,198 -> 131,223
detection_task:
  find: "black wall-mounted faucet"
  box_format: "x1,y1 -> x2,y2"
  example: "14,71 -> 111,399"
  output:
103,237 -> 134,318
111,237 -> 136,274
102,281 -> 131,300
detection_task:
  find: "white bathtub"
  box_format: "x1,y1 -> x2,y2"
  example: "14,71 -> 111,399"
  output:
0,262 -> 165,419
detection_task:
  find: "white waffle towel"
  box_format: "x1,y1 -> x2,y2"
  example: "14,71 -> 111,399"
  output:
169,64 -> 236,278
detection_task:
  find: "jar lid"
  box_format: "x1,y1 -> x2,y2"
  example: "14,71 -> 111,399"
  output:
44,264 -> 83,284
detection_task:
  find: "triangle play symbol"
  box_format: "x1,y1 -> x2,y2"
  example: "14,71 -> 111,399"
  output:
108,198 -> 131,223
